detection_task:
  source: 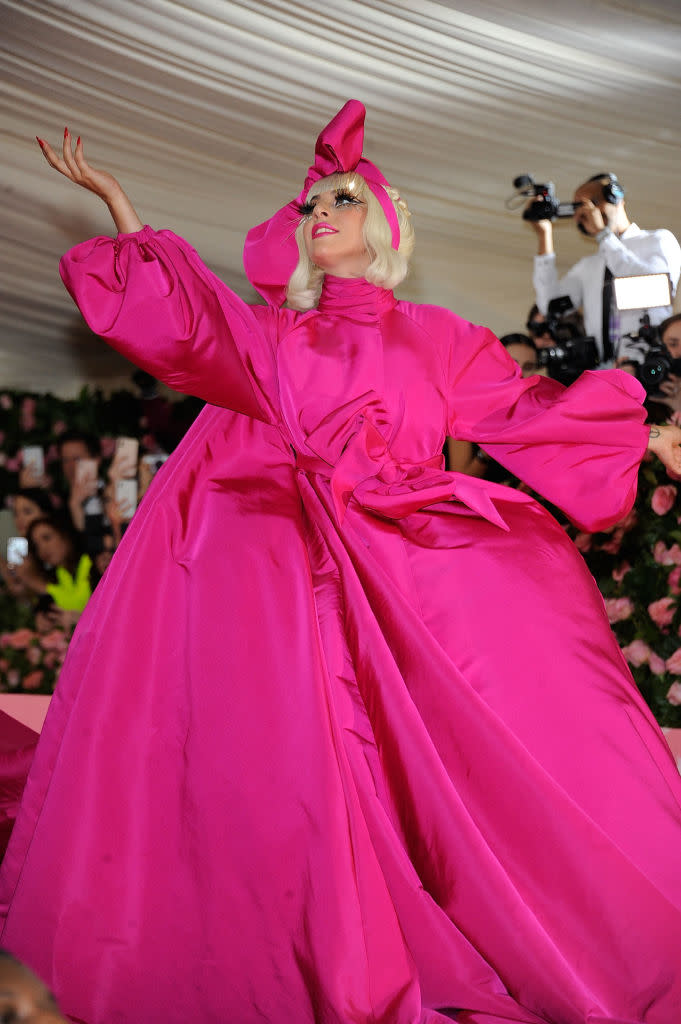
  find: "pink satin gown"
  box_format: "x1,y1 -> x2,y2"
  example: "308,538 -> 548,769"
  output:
1,226 -> 680,1024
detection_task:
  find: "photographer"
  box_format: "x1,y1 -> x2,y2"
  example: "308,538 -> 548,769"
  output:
529,173 -> 680,365
647,313 -> 681,413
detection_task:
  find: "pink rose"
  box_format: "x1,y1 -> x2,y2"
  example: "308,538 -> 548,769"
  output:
6,628 -> 35,650
653,541 -> 681,566
648,596 -> 677,629
26,646 -> 41,665
668,544 -> 681,565
666,650 -> 681,674
670,566 -> 681,595
43,652 -> 58,669
39,629 -> 69,652
0,394 -> 11,410
649,651 -> 667,674
574,533 -> 592,553
621,639 -> 651,667
612,562 -> 632,583
651,485 -> 677,516
604,597 -> 634,623
599,534 -> 621,555
667,681 -> 681,703
22,669 -> 43,691
7,670 -> 19,689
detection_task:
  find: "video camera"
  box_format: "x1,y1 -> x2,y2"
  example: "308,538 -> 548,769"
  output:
510,175 -> 579,222
531,296 -> 599,385
612,275 -> 675,394
617,317 -> 681,394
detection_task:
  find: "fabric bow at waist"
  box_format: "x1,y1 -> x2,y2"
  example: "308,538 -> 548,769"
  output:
294,417 -> 515,533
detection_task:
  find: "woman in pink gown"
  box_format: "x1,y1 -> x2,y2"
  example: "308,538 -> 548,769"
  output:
2,101 -> 681,1024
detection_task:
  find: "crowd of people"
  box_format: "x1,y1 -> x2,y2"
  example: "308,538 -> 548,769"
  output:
0,429 -> 169,642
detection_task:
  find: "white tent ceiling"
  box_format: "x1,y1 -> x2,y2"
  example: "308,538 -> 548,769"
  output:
2,0 -> 681,395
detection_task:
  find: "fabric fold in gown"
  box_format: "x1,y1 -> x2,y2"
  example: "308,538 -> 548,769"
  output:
2,227 -> 680,1024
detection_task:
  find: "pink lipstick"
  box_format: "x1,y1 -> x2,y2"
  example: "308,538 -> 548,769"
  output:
311,224 -> 338,238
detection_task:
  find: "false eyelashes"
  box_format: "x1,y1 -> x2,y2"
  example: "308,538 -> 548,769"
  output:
296,190 -> 363,217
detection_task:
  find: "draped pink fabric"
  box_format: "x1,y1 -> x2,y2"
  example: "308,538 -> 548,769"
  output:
2,226 -> 681,1024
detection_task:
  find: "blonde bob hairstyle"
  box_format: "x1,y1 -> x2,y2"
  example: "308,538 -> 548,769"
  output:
286,172 -> 415,311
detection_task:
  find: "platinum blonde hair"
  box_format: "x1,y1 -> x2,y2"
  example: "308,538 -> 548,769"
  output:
286,172 -> 415,311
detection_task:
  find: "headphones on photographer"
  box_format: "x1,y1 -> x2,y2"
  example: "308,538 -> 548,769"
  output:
586,172 -> 625,205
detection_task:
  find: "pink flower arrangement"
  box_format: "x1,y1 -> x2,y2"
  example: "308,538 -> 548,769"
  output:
22,670 -> 44,691
669,566 -> 681,596
0,628 -> 35,650
0,624 -> 72,694
653,541 -> 681,566
611,562 -> 632,584
649,651 -> 667,675
604,597 -> 634,623
648,597 -> 677,630
651,485 -> 677,516
621,639 -> 651,667
39,629 -> 69,652
573,533 -> 592,553
599,527 -> 625,554
667,681 -> 681,704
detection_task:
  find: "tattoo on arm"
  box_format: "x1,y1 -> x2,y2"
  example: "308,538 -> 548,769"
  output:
649,427 -> 661,439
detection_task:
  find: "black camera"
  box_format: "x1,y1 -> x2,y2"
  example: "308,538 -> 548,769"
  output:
533,296 -> 599,385
638,344 -> 681,394
512,175 -> 578,222
615,315 -> 679,395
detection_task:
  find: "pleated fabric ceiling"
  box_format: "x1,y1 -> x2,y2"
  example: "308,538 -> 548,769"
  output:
2,0 -> 680,394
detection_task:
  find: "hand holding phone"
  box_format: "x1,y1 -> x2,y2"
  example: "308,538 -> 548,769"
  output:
115,478 -> 138,521
114,437 -> 139,479
22,445 -> 45,482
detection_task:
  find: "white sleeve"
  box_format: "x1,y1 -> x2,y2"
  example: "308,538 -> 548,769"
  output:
533,253 -> 585,315
600,229 -> 681,295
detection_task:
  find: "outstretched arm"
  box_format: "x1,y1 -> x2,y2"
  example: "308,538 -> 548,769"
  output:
36,128 -> 143,234
647,424 -> 681,476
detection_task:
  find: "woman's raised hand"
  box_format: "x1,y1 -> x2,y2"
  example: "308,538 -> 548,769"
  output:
36,128 -> 143,234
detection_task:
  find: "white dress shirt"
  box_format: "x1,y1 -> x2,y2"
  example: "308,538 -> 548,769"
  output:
533,224 -> 681,363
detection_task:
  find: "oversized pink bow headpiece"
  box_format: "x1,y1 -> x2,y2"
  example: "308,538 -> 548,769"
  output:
243,100 -> 400,307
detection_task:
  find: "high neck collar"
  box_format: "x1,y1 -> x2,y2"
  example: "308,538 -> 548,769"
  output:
316,275 -> 397,322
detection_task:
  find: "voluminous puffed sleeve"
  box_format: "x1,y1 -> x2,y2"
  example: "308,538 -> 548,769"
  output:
439,311 -> 649,533
59,226 -> 277,421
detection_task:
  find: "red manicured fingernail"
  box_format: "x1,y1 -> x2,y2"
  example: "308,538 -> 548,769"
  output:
77,136 -> 81,146
36,136 -> 46,148
64,126 -> 69,138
